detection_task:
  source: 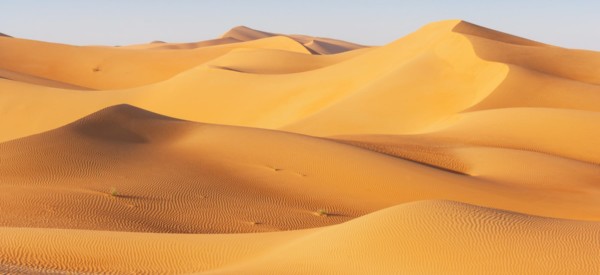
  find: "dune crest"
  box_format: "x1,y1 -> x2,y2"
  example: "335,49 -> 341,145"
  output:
1,19 -> 599,273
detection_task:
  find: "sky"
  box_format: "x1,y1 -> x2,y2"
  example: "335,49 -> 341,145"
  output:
1,0 -> 599,50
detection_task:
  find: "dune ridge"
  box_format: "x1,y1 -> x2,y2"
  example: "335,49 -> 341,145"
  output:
1,19 -> 599,273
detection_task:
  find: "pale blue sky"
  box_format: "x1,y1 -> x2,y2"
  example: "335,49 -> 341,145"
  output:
1,0 -> 599,50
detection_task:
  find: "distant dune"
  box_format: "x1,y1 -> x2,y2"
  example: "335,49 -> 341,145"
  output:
0,20 -> 599,274
221,25 -> 366,54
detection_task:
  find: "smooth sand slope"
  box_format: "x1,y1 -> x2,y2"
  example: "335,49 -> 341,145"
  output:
1,20 -> 599,274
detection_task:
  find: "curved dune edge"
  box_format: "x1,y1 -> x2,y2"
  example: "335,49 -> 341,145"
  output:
0,200 -> 598,274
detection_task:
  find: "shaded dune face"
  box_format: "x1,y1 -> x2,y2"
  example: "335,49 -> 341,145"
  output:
0,20 -> 599,274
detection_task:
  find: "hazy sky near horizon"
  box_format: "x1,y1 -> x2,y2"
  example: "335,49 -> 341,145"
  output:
1,0 -> 599,50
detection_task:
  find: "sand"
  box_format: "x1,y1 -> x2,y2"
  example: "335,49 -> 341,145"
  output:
0,20 -> 599,274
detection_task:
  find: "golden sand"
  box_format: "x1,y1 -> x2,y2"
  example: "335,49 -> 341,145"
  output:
0,20 -> 598,274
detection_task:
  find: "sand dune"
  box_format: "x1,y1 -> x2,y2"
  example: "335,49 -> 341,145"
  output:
0,35 -> 309,89
1,19 -> 599,273
0,201 -> 597,274
222,25 -> 366,54
3,104 -> 599,236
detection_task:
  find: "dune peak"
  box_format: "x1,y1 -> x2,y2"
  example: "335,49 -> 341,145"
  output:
220,25 -> 274,40
452,20 -> 546,46
228,25 -> 256,32
68,104 -> 186,143
77,104 -> 176,121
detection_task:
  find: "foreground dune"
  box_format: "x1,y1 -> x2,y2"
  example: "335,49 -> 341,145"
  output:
1,20 -> 599,273
1,201 -> 597,274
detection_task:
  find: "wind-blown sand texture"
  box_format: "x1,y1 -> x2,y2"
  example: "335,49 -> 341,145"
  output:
0,20 -> 599,274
